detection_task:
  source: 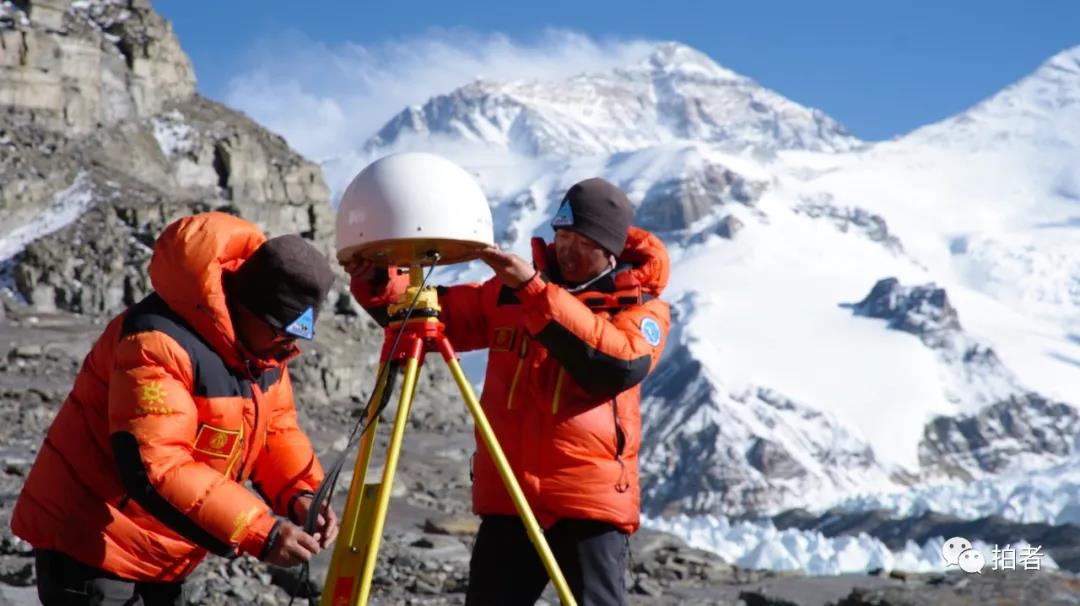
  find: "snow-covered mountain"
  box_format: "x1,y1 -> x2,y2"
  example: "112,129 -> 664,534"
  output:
348,41 -> 1080,525
367,42 -> 859,157
638,316 -> 902,518
790,47 -> 1080,317
904,44 -> 1080,151
4,22 -> 1077,560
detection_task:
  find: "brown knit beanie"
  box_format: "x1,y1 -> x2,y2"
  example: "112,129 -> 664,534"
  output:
550,178 -> 634,255
226,235 -> 335,339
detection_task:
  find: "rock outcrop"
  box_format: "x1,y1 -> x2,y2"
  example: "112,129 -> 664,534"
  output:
637,160 -> 766,233
849,278 -> 1080,480
920,393 -> 1080,476
794,194 -> 904,255
850,277 -> 1024,410
2,0 -> 331,317
0,0 -> 195,136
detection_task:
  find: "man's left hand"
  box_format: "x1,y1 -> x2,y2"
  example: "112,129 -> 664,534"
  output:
477,247 -> 536,289
292,494 -> 339,549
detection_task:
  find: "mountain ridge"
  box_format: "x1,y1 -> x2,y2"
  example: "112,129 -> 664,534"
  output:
366,41 -> 860,157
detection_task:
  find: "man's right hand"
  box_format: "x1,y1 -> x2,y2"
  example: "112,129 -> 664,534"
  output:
341,256 -> 391,285
341,254 -> 372,279
264,521 -> 322,568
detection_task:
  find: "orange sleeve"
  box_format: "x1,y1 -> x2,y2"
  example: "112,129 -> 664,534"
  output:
516,274 -> 670,397
250,369 -> 325,521
350,265 -> 495,352
437,280 -> 496,353
108,332 -> 277,559
349,266 -> 410,326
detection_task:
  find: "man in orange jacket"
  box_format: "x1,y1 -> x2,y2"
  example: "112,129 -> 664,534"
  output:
347,178 -> 671,605
12,212 -> 340,605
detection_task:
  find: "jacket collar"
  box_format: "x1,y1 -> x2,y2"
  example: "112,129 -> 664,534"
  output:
531,226 -> 670,298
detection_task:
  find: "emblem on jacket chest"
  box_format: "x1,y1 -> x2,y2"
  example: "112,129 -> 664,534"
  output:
194,424 -> 241,459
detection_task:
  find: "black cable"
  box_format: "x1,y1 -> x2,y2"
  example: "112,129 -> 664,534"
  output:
311,254 -> 441,525
288,254 -> 440,605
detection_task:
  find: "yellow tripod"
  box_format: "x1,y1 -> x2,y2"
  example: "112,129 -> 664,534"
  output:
320,265 -> 577,606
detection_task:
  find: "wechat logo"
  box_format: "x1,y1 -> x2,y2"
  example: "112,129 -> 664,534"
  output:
941,536 -> 985,574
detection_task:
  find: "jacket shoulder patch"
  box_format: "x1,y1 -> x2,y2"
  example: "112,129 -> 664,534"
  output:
134,382 -> 176,416
139,381 -> 167,406
640,317 -> 662,347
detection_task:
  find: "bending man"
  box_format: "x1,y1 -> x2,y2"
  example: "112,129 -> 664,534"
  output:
13,212 -> 340,605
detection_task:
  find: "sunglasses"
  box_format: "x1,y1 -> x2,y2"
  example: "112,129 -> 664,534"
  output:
241,304 -> 317,341
279,306 -> 316,340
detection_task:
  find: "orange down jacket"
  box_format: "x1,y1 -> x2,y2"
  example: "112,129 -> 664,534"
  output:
351,226 -> 670,533
11,212 -> 324,581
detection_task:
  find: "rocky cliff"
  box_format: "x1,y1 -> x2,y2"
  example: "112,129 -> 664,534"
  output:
1,0 -> 331,320
0,2 -> 467,602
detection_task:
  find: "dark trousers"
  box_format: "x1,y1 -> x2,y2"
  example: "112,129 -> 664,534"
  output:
34,550 -> 187,606
466,516 -> 629,606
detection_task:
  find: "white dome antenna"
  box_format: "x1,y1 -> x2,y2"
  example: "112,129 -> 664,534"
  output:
335,152 -> 495,266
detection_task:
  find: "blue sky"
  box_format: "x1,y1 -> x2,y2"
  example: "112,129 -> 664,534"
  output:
155,0 -> 1077,142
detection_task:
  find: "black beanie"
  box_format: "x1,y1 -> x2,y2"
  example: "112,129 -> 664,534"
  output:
550,178 -> 634,255
226,235 -> 335,339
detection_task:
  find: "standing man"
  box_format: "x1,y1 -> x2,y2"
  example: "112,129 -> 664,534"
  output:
346,178 -> 670,605
12,212 -> 340,605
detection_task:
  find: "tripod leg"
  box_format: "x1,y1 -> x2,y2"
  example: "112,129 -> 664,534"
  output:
320,360 -> 396,606
351,349 -> 423,605
440,348 -> 579,606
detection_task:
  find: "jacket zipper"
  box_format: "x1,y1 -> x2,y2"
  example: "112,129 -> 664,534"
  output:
506,335 -> 529,410
550,368 -> 566,415
243,363 -> 261,482
611,396 -> 627,458
612,395 -> 629,493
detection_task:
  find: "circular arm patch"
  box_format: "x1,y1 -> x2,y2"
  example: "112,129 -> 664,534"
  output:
640,317 -> 662,347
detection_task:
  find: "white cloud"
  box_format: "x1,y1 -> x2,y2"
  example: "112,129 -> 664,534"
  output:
224,28 -> 656,194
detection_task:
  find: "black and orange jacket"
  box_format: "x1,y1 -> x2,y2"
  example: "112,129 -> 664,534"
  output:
352,226 -> 670,533
11,212 -> 324,581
